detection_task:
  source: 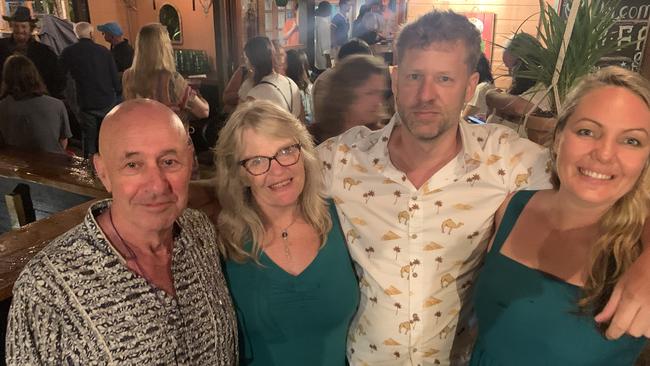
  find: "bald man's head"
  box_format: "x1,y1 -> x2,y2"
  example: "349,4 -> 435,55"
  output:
94,99 -> 193,235
98,99 -> 188,158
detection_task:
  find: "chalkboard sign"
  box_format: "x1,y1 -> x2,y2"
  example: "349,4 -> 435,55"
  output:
560,0 -> 650,70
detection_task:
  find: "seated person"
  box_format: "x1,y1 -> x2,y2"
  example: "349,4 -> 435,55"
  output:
486,33 -> 550,133
462,53 -> 495,122
471,67 -> 650,365
0,55 -> 71,154
5,99 -> 237,365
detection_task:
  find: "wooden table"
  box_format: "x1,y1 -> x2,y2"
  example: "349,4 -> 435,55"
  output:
0,147 -> 109,199
370,42 -> 395,65
0,148 -> 108,301
0,200 -> 94,301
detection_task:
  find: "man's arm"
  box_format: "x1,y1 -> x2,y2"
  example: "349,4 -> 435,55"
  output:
485,89 -> 536,121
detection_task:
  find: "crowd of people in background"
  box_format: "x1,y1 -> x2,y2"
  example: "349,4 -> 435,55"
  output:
4,2 -> 650,366
0,6 -> 133,158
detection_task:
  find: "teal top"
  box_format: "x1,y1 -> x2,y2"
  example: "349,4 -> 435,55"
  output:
470,190 -> 646,366
225,201 -> 359,366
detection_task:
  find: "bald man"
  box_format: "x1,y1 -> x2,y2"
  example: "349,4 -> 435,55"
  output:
6,99 -> 237,365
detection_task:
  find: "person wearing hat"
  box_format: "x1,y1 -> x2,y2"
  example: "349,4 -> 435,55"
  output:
97,22 -> 134,73
0,6 -> 65,98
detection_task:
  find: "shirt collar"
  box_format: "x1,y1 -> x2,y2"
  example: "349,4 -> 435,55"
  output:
362,114 -> 486,177
83,199 -> 185,257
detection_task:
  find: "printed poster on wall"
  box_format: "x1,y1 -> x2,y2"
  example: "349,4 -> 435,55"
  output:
462,12 -> 496,63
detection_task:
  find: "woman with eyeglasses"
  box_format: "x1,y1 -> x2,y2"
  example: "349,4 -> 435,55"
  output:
209,99 -> 358,365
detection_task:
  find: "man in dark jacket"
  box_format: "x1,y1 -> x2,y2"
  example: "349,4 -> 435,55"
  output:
0,6 -> 66,98
97,22 -> 134,73
61,22 -> 121,158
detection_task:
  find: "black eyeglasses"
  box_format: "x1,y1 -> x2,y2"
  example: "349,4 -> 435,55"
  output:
239,143 -> 302,176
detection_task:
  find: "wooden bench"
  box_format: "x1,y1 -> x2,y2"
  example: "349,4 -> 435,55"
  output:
0,200 -> 94,302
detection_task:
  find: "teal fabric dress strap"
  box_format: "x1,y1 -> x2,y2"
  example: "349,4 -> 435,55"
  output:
488,190 -> 537,255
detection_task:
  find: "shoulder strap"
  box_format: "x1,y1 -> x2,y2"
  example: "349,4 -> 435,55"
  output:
259,79 -> 291,111
285,76 -> 293,112
489,190 -> 537,254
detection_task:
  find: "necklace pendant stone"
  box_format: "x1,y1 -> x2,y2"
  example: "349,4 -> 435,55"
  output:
281,230 -> 288,239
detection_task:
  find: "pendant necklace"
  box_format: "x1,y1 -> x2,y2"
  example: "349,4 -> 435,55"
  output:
279,212 -> 299,262
107,208 -> 146,277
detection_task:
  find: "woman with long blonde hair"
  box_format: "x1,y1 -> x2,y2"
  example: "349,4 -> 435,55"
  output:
470,66 -> 650,365
212,100 -> 358,365
122,23 -> 208,122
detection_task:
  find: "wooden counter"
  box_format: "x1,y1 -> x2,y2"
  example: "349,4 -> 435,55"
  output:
0,200 -> 94,301
0,147 -> 109,199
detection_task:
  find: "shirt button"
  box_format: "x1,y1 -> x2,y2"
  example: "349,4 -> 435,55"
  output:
412,196 -> 418,201
411,234 -> 417,239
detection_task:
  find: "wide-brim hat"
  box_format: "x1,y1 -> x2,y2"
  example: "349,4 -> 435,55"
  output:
3,6 -> 38,23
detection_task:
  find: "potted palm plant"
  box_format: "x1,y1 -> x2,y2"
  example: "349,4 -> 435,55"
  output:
508,0 -> 626,145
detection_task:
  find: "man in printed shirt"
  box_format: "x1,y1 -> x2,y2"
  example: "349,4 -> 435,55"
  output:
317,10 -> 650,366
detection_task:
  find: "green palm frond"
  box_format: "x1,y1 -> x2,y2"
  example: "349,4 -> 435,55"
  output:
510,0 -> 633,113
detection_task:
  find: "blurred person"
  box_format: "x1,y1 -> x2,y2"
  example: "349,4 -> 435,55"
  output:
286,49 -> 314,123
314,1 -> 333,74
312,38 -> 373,120
486,33 -> 550,133
282,2 -> 300,46
471,67 -> 650,365
97,22 -> 134,73
222,61 -> 253,114
311,54 -> 387,144
462,53 -> 495,122
331,0 -> 351,51
381,0 -> 398,39
122,23 -> 209,123
223,41 -> 288,115
5,99 -> 238,364
61,22 -> 121,158
359,0 -> 385,45
271,39 -> 287,75
0,55 -> 71,154
243,36 -> 302,118
0,6 -> 65,98
214,100 -> 359,365
351,5 -> 371,40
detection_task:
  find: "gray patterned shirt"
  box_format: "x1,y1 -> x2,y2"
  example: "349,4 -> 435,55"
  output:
6,200 -> 237,365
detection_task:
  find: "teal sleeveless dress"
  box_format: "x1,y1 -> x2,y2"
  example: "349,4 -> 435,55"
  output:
225,201 -> 359,365
470,190 -> 646,366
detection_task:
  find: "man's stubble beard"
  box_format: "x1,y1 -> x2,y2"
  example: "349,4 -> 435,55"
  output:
396,108 -> 454,143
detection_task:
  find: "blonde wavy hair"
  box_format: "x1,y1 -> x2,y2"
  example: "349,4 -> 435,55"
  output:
214,100 -> 332,262
124,23 -> 176,99
549,66 -> 650,318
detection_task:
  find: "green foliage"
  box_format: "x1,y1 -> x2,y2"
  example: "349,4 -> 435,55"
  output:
509,0 -> 627,114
